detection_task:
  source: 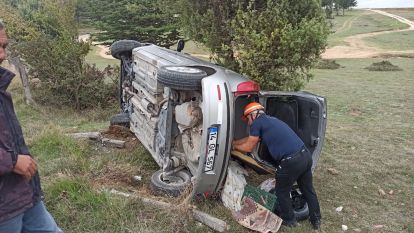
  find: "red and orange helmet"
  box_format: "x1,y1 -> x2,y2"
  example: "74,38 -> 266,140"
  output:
242,102 -> 264,121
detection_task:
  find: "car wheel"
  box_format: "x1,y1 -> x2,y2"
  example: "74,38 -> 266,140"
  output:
292,195 -> 309,221
110,40 -> 142,60
150,169 -> 192,197
157,66 -> 207,91
270,188 -> 310,221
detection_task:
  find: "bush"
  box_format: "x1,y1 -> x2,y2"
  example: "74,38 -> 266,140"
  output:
365,60 -> 402,71
21,37 -> 118,110
315,59 -> 341,69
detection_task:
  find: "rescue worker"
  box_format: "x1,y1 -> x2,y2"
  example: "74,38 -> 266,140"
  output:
232,102 -> 321,230
0,21 -> 63,233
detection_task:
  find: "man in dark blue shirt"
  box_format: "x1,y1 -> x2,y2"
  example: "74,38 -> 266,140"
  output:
233,102 -> 321,230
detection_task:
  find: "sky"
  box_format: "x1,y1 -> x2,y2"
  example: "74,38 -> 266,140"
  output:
356,0 -> 414,8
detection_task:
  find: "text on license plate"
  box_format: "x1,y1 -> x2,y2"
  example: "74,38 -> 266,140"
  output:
205,127 -> 218,173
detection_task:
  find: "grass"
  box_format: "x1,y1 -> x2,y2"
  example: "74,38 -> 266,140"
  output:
8,55 -> 414,232
382,8 -> 414,22
170,40 -> 210,55
365,31 -> 414,51
6,12 -> 413,233
306,58 -> 414,232
328,10 -> 409,47
315,59 -> 342,69
85,45 -> 119,69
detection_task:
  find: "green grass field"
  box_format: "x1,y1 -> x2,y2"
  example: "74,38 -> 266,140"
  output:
365,30 -> 414,51
6,9 -> 414,233
10,56 -> 414,233
85,45 -> 119,69
328,10 -> 409,47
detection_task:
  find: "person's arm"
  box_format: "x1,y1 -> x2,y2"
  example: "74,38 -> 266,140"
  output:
0,148 -> 14,175
233,137 -> 249,146
13,155 -> 37,180
233,136 -> 260,153
0,148 -> 37,180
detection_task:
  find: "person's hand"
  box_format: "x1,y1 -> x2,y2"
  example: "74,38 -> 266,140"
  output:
13,154 -> 37,180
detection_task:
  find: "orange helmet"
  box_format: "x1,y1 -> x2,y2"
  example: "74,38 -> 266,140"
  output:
243,102 -> 264,117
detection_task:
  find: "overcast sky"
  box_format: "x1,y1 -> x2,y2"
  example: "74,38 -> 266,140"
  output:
356,0 -> 414,8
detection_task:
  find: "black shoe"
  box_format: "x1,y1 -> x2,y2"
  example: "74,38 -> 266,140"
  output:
282,220 -> 298,228
310,219 -> 321,230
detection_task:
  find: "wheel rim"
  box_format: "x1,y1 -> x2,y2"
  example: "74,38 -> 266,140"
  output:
160,173 -> 188,185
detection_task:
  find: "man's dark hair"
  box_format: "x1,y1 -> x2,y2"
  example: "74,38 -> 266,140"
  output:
0,21 -> 4,30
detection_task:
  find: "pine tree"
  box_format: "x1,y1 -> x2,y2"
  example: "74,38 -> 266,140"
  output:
78,0 -> 181,47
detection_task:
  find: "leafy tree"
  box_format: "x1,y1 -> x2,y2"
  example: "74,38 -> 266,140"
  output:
0,3 -> 40,104
322,0 -> 334,19
179,0 -> 329,91
232,0 -> 329,90
1,0 -> 118,110
334,0 -> 357,16
177,0 -> 250,70
78,0 -> 181,47
346,0 -> 357,10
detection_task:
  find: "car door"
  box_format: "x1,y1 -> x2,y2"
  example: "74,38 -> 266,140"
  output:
254,91 -> 327,171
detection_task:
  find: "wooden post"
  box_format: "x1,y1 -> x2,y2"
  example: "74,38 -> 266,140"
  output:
109,189 -> 230,232
9,56 -> 35,105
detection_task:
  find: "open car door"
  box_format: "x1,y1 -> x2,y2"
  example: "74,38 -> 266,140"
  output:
252,91 -> 327,172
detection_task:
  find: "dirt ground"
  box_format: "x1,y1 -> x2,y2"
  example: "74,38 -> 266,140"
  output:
322,9 -> 414,59
102,125 -> 139,150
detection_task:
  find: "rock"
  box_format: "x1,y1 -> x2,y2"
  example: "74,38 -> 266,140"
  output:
388,190 -> 394,195
378,188 -> 386,196
336,206 -> 344,212
132,176 -> 142,182
327,168 -> 339,175
353,228 -> 361,232
342,225 -> 348,231
373,225 -> 385,229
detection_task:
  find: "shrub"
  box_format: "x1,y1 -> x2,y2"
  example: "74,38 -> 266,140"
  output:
21,37 -> 118,110
315,59 -> 341,69
365,60 -> 402,71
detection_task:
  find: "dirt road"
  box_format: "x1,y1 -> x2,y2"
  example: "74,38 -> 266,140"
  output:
322,10 -> 414,59
78,34 -> 116,60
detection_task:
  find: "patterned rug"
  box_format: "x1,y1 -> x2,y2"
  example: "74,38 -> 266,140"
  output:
232,197 -> 283,233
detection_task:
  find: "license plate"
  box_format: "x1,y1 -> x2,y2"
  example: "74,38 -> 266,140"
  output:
204,127 -> 218,173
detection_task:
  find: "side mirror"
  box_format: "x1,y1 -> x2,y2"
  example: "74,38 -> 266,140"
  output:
177,40 -> 185,52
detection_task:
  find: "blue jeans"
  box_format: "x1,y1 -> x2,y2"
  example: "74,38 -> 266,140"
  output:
0,201 -> 63,233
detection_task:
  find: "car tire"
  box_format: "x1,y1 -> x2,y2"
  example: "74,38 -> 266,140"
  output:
110,113 -> 130,127
294,202 -> 309,221
110,40 -> 142,60
157,66 -> 207,91
291,190 -> 310,221
270,188 -> 310,221
150,169 -> 192,197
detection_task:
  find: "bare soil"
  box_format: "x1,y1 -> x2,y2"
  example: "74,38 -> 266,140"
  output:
102,125 -> 140,149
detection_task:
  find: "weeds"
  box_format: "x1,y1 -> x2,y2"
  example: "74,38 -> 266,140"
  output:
365,60 -> 402,71
315,59 -> 342,69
